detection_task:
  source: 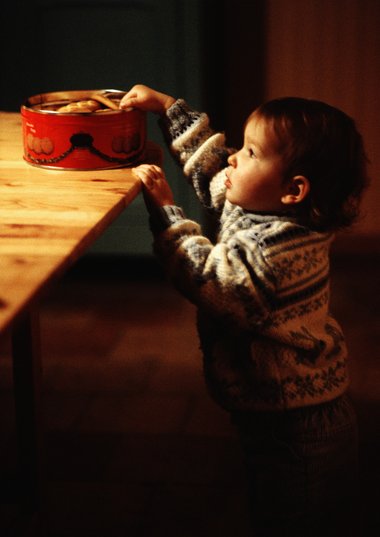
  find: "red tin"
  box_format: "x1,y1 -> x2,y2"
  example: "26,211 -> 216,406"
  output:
21,89 -> 146,170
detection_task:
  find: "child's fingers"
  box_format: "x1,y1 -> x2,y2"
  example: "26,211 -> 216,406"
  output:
132,164 -> 173,206
120,86 -> 142,109
133,164 -> 163,182
133,164 -> 162,175
132,164 -> 165,190
120,92 -> 137,110
142,164 -> 163,179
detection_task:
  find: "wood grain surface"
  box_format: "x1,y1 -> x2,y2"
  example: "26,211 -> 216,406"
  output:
0,111 -> 153,334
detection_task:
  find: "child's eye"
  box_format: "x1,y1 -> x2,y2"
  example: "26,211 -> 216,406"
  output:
248,148 -> 256,158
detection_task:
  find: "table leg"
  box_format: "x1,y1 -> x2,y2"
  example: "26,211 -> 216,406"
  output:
11,309 -> 44,514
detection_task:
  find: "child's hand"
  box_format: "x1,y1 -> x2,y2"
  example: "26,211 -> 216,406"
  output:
133,164 -> 174,211
120,85 -> 175,115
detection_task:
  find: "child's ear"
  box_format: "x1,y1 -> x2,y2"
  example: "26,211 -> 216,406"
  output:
281,175 -> 310,205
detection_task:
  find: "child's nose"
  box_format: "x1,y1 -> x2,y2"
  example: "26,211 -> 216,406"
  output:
228,153 -> 237,166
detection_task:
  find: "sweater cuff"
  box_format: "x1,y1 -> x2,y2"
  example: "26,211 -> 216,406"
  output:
158,99 -> 205,142
149,205 -> 186,232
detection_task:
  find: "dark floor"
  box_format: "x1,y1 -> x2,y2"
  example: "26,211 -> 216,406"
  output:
0,254 -> 379,537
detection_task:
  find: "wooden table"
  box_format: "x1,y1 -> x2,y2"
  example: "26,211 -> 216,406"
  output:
0,111 -> 156,526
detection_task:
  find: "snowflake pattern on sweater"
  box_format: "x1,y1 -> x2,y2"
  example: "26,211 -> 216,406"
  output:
151,99 -> 349,412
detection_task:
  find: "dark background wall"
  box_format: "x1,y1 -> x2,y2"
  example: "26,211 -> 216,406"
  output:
1,0 -> 265,137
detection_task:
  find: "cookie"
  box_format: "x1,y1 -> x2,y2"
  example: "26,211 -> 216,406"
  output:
57,99 -> 102,113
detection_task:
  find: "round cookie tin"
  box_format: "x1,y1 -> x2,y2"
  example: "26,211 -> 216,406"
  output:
21,89 -> 146,170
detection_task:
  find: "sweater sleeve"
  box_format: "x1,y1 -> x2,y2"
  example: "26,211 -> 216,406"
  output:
151,206 -> 275,331
159,99 -> 233,213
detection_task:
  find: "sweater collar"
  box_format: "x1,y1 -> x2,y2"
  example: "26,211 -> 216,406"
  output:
242,209 -> 299,225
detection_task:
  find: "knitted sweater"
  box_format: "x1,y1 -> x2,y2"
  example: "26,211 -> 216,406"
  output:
151,99 -> 349,412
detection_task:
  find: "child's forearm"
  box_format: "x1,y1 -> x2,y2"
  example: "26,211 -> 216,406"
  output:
159,99 -> 214,164
159,99 -> 231,212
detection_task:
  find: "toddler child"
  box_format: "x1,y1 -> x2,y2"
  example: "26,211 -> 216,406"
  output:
120,85 -> 368,537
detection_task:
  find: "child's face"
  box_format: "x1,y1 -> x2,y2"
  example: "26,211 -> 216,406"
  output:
225,115 -> 288,212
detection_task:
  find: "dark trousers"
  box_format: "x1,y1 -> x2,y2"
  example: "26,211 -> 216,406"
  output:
232,395 -> 360,537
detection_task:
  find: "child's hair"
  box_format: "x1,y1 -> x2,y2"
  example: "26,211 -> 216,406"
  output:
253,97 -> 369,231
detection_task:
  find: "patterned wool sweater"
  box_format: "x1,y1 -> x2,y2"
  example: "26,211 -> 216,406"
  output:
150,99 -> 349,412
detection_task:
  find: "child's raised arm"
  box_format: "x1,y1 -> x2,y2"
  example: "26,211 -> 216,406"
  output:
120,84 -> 175,115
123,84 -> 231,213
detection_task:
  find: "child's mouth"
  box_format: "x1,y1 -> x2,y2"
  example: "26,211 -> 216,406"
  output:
225,170 -> 232,189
